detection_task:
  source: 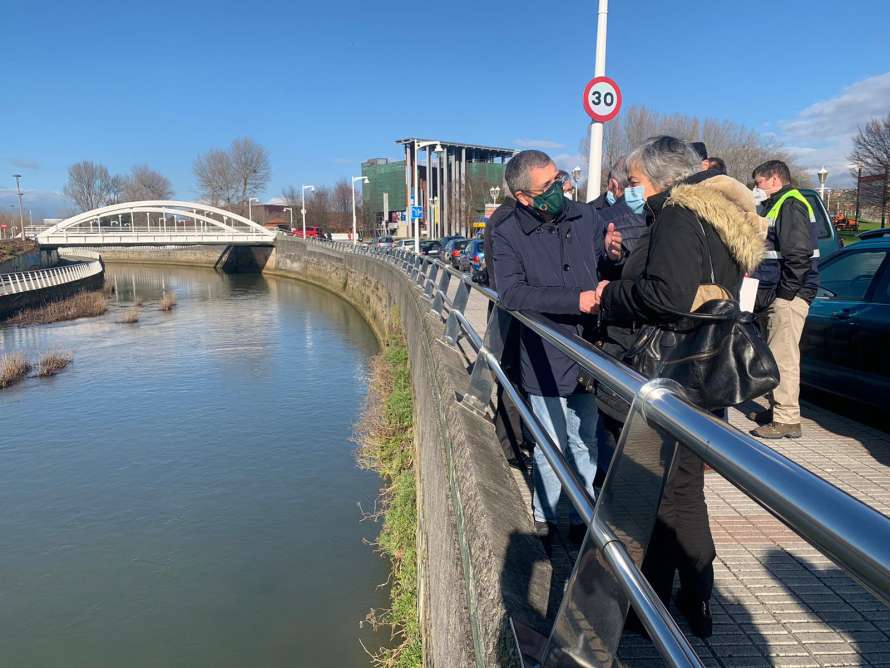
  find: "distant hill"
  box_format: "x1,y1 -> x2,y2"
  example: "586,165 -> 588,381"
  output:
0,190 -> 76,222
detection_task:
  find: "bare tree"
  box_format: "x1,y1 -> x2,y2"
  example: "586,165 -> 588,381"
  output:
230,137 -> 271,206
63,161 -> 115,212
123,165 -> 173,201
849,113 -> 890,176
281,185 -> 300,207
194,149 -> 237,207
581,105 -> 809,197
330,179 -> 354,231
306,186 -> 332,230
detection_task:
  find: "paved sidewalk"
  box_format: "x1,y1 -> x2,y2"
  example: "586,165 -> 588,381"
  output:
453,287 -> 890,666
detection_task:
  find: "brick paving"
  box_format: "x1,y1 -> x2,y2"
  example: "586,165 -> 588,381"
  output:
450,285 -> 890,667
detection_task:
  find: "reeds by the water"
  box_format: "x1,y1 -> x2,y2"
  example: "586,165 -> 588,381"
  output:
37,352 -> 72,377
118,307 -> 141,324
5,291 -> 108,325
0,353 -> 32,388
159,291 -> 177,312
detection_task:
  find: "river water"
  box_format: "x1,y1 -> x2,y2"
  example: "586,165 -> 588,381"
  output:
0,264 -> 390,667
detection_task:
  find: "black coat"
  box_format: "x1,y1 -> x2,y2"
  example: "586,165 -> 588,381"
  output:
601,176 -> 763,353
598,196 -> 648,259
482,198 -> 515,291
493,199 -> 611,397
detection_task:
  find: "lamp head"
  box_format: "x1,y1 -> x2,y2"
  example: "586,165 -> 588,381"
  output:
572,166 -> 582,182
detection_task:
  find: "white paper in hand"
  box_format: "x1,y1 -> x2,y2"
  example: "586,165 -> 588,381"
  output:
740,276 -> 759,313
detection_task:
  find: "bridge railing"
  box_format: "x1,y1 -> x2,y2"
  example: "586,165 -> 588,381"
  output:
306,238 -> 890,667
0,260 -> 104,297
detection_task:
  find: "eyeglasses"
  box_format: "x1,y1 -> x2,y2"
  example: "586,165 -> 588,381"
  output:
522,173 -> 568,197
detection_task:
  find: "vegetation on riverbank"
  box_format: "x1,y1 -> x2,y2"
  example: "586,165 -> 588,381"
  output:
0,351 -> 72,388
159,291 -> 177,311
355,340 -> 421,668
5,290 -> 108,325
0,239 -> 38,264
0,353 -> 32,388
118,307 -> 141,324
37,352 -> 73,377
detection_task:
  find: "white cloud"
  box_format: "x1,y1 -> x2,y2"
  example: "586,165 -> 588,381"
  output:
514,138 -> 566,149
779,71 -> 890,185
551,152 -> 585,173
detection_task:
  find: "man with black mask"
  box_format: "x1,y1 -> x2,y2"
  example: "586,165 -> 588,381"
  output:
493,150 -> 622,552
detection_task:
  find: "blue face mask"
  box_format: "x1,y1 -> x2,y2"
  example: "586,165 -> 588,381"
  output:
605,191 -> 616,206
624,185 -> 646,214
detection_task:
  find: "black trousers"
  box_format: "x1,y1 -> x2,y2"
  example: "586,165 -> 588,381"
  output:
489,304 -> 525,463
601,412 -> 715,605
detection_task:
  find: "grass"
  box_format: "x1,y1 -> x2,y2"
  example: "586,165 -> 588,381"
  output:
0,239 -> 38,264
355,341 -> 421,668
0,353 -> 32,388
840,220 -> 885,245
118,307 -> 141,324
5,290 -> 108,325
37,352 -> 72,377
159,291 -> 177,311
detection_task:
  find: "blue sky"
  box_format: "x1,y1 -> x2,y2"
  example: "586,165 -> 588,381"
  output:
2,0 -> 889,210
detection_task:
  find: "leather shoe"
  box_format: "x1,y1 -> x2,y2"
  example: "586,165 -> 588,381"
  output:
676,591 -> 713,639
750,421 -> 802,439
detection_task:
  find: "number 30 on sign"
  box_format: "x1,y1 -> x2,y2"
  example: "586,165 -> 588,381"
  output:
583,76 -> 622,123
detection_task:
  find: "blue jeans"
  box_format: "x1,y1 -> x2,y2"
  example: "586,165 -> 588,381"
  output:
529,391 -> 598,524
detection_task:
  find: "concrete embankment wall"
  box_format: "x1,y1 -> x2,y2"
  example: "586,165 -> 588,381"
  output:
265,238 -> 549,667
93,245 -> 272,272
0,270 -> 104,319
0,248 -> 59,273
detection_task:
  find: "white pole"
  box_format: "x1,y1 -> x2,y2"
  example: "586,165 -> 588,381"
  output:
352,182 -> 358,245
383,192 -> 389,236
586,0 -> 609,203
302,188 -> 307,239
413,141 -> 420,253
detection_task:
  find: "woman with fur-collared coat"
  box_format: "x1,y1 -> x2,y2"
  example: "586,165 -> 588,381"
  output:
597,136 -> 765,638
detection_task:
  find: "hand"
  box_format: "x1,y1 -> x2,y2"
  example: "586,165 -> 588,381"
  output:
579,290 -> 599,314
595,280 -> 610,304
605,223 -> 623,260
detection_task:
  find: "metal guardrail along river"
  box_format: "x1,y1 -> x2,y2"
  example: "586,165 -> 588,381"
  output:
312,238 -> 890,668
0,260 -> 103,297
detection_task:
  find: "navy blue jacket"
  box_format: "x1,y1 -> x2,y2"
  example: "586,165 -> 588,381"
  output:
598,196 -> 648,259
492,199 -> 609,397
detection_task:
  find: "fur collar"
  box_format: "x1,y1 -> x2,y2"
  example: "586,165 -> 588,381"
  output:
667,176 -> 768,273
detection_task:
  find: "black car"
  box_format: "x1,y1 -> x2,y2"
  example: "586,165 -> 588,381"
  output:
419,240 -> 442,257
800,235 -> 890,408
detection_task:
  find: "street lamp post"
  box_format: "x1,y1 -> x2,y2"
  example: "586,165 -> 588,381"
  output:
283,207 -> 293,231
572,166 -> 582,200
12,174 -> 25,240
585,0 -> 609,202
817,166 -> 828,201
248,197 -> 259,222
301,185 -> 314,239
351,176 -> 369,245
489,185 -> 500,205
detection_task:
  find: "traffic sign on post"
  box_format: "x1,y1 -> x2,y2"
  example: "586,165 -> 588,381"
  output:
411,206 -> 423,221
582,76 -> 622,123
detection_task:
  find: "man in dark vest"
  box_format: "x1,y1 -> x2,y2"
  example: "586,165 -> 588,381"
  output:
749,160 -> 820,439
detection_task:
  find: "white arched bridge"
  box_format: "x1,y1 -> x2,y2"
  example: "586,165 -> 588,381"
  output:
36,200 -> 277,247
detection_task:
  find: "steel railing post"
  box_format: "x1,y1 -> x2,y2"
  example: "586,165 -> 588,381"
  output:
443,277 -> 471,345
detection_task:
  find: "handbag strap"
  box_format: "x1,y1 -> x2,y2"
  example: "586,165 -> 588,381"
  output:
696,218 -> 716,284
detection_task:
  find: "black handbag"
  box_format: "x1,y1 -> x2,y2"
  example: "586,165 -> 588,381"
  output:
621,222 -> 779,410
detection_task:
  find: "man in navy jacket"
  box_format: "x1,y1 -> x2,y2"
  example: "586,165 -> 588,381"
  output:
493,150 -> 621,548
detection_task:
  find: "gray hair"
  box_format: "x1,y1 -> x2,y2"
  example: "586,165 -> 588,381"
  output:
627,136 -> 699,192
505,150 -> 554,194
608,155 -> 629,187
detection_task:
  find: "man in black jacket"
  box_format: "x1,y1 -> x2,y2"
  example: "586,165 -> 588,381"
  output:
493,150 -> 621,547
749,160 -> 820,439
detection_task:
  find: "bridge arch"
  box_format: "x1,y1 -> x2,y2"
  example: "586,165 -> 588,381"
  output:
37,200 -> 277,246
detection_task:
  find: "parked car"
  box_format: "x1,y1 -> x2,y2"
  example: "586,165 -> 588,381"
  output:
443,238 -> 468,269
458,239 -> 483,274
419,240 -> 442,257
800,235 -> 890,408
799,188 -> 843,260
395,238 -> 415,249
291,226 -> 322,239
374,236 -> 394,249
857,228 -> 890,241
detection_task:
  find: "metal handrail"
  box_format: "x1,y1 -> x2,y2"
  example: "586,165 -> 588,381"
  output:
0,260 -> 103,297
303,237 -> 890,666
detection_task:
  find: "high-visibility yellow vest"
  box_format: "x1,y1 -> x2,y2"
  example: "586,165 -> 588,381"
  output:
762,189 -> 819,260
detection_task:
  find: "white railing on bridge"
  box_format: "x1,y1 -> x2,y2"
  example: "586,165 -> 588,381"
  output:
0,260 -> 103,297
38,231 -> 274,247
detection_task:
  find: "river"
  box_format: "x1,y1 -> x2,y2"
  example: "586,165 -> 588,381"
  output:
0,263 -> 389,667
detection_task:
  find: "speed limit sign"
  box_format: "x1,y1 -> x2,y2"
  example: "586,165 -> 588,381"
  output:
582,76 -> 622,122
